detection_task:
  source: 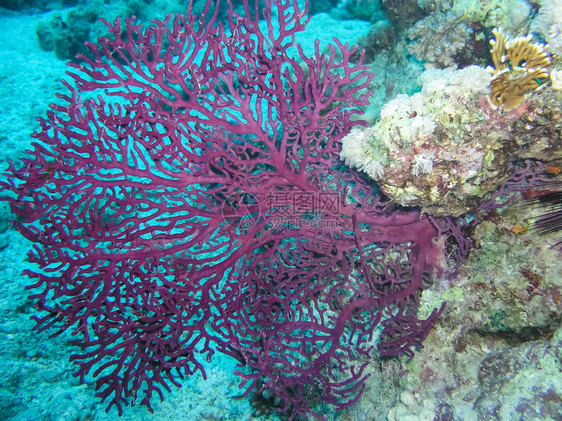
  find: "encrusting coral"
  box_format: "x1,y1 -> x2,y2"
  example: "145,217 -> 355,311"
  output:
341,66 -> 504,216
551,69 -> 562,90
487,27 -> 551,110
417,0 -> 532,33
407,12 -> 472,68
531,0 -> 562,57
410,0 -> 533,69
340,28 -> 561,216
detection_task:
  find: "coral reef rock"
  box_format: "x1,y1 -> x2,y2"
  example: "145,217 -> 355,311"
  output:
340,65 -> 562,216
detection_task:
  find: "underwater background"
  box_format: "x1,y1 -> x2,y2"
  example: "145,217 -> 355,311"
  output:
0,0 -> 561,420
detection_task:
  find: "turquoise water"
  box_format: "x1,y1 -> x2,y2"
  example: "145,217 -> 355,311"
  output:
0,1 -> 561,420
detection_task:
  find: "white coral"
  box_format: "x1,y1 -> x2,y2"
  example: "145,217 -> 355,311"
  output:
410,115 -> 437,137
340,127 -> 387,179
359,159 -> 386,178
551,69 -> 562,90
448,66 -> 493,95
340,127 -> 368,168
380,94 -> 420,120
411,151 -> 436,176
378,93 -> 436,143
508,0 -> 532,31
420,66 -> 492,97
419,68 -> 455,96
531,0 -> 562,55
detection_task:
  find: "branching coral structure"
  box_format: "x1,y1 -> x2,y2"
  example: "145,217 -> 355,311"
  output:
407,12 -> 472,68
487,27 -> 551,110
0,0 -> 473,418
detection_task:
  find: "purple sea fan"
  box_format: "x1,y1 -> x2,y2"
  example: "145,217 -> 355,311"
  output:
1,0 -> 456,418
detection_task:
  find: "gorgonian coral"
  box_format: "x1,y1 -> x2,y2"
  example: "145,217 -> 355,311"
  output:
1,0 -> 470,418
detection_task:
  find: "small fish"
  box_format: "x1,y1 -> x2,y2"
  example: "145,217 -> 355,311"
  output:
511,225 -> 528,235
546,166 -> 561,176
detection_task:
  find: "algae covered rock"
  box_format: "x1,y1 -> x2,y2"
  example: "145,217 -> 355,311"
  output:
340,65 -> 562,216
